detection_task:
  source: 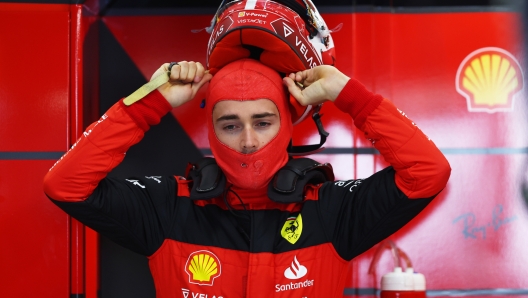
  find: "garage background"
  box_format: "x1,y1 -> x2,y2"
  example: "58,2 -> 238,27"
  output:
1,0 -> 527,297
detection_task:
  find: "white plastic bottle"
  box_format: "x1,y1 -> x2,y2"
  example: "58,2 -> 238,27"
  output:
380,267 -> 415,298
412,270 -> 426,298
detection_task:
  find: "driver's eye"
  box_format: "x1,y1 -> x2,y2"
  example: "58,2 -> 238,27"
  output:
256,122 -> 270,127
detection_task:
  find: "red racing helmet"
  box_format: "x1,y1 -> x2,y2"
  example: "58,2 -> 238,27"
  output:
206,0 -> 336,75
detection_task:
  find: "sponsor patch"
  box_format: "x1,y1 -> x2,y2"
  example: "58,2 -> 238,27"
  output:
284,256 -> 307,279
185,250 -> 221,286
276,256 -> 314,292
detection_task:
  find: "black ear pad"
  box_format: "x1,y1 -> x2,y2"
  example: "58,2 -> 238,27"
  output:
268,157 -> 334,203
186,158 -> 226,200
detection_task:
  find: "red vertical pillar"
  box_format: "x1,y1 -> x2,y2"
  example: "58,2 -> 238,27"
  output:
70,3 -> 100,298
70,5 -> 85,298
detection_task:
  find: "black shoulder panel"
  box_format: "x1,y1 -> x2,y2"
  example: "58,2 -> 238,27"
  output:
186,157 -> 226,200
268,157 -> 334,203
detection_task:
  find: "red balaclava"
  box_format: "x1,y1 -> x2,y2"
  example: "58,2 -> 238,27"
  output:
206,59 -> 293,193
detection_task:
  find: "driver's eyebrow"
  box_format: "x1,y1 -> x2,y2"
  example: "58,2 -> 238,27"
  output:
252,112 -> 277,119
216,114 -> 239,122
216,112 -> 277,122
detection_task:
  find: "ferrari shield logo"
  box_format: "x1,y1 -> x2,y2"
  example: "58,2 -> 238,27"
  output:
281,214 -> 303,244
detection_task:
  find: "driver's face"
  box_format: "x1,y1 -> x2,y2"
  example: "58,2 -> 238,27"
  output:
212,99 -> 280,154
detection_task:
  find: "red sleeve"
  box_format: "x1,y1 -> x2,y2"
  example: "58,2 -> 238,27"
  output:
334,78 -> 451,199
43,90 -> 172,202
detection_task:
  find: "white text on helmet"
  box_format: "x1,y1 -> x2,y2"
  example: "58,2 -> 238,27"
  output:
271,19 -> 322,69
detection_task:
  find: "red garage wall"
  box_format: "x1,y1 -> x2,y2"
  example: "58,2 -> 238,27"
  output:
343,11 -> 528,297
0,3 -> 99,297
0,4 -> 71,297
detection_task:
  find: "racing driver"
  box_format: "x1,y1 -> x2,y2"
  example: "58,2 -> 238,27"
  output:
43,58 -> 451,297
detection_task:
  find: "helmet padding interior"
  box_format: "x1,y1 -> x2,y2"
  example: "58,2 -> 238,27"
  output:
208,28 -> 306,75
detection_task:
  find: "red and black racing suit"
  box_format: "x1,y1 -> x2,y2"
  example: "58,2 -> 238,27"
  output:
43,78 -> 450,298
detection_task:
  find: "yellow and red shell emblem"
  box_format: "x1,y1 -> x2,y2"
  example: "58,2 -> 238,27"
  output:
185,250 -> 221,286
456,47 -> 523,113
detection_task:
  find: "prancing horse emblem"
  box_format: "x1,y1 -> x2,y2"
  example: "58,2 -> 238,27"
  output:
281,214 -> 303,244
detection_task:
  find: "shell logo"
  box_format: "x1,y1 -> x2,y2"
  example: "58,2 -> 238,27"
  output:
185,250 -> 221,286
456,47 -> 523,113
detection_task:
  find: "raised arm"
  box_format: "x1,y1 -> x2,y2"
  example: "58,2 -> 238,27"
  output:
283,65 -> 450,199
43,62 -> 211,255
44,61 -> 210,201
